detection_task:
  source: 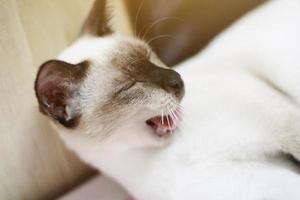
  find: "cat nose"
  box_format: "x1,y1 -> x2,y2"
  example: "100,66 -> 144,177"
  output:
162,70 -> 184,99
134,61 -> 184,99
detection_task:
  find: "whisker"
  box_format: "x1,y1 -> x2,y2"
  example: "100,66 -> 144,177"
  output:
141,17 -> 182,41
134,0 -> 145,37
166,103 -> 175,117
146,34 -> 175,46
171,98 -> 183,108
166,106 -> 176,135
137,22 -> 151,39
171,101 -> 183,114
169,101 -> 179,120
171,109 -> 179,123
169,116 -> 174,135
161,98 -> 186,134
168,99 -> 181,110
167,107 -> 174,122
170,101 -> 186,130
166,114 -> 171,132
173,110 -> 182,129
161,109 -> 164,125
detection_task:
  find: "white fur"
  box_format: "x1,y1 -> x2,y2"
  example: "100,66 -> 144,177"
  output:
57,0 -> 300,199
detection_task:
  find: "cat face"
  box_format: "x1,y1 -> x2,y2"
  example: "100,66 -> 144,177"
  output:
34,0 -> 184,148
35,35 -> 184,143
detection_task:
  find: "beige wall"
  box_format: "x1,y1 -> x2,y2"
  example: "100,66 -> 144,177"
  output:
0,1 -> 94,199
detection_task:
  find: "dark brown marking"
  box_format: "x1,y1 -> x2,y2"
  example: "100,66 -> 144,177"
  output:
34,60 -> 89,128
112,43 -> 185,100
129,59 -> 184,99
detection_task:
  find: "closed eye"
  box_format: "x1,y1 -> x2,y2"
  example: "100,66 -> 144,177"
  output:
115,82 -> 136,95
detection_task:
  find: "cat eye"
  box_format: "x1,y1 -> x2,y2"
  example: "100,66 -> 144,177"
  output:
115,82 -> 136,95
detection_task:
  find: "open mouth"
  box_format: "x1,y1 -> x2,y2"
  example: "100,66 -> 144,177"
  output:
146,108 -> 182,137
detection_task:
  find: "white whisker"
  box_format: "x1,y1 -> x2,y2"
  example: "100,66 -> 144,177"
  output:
168,109 -> 174,123
142,17 -> 182,40
134,0 -> 145,37
146,35 -> 175,46
166,114 -> 171,130
170,109 -> 179,123
171,98 -> 183,109
166,106 -> 176,135
160,96 -> 186,134
161,109 -> 164,125
167,115 -> 173,135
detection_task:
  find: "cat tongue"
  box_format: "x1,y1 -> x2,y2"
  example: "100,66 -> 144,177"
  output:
146,115 -> 178,137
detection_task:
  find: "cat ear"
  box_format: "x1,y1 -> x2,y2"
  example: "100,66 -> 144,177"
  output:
81,0 -> 112,36
34,60 -> 89,128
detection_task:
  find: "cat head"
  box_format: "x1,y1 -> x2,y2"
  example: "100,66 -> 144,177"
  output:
34,0 -> 184,148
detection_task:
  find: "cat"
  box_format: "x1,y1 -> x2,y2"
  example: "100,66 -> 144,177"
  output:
35,0 -> 300,199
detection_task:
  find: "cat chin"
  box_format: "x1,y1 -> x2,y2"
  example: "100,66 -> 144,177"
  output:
51,109 -> 173,152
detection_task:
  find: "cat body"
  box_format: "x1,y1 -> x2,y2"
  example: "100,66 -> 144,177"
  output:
35,0 -> 300,199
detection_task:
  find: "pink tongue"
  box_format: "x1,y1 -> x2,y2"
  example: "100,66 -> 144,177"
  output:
146,116 -> 176,137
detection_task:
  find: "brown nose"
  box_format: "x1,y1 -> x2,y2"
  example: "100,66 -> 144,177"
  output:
132,60 -> 185,99
161,69 -> 184,99
146,63 -> 184,99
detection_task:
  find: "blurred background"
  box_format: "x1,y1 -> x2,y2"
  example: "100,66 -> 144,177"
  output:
0,0 -> 265,199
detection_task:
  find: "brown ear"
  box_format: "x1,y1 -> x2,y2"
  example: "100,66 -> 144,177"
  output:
34,60 -> 89,128
81,0 -> 112,36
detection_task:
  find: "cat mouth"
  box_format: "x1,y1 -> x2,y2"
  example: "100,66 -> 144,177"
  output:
146,108 -> 182,137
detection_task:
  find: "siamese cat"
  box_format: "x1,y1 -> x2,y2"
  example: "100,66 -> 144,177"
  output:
35,0 -> 300,199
